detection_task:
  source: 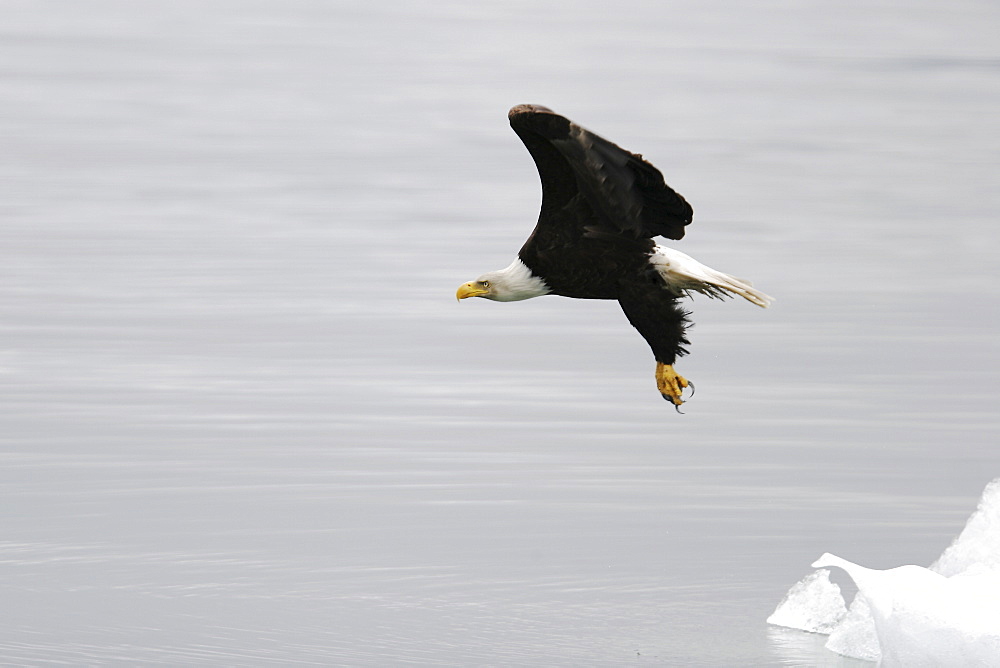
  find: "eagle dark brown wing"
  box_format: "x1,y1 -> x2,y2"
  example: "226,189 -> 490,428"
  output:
507,104 -> 693,242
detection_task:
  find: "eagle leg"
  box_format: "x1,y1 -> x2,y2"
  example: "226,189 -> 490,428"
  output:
655,362 -> 691,408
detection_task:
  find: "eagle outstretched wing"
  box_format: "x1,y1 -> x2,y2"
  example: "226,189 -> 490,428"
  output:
507,104 -> 693,242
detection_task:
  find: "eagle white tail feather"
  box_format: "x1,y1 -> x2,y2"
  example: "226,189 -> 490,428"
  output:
650,246 -> 773,308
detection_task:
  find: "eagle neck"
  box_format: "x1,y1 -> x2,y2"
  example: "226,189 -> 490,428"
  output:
499,256 -> 550,300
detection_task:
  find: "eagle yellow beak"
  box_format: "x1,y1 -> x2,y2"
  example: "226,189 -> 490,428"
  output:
456,282 -> 489,300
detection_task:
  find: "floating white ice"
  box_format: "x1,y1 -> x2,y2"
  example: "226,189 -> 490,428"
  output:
768,478 -> 1000,665
765,568 -> 846,634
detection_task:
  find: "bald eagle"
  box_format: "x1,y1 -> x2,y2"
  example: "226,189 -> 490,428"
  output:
457,105 -> 771,408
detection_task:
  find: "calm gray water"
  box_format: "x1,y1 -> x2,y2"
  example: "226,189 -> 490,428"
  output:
2,1 -> 998,665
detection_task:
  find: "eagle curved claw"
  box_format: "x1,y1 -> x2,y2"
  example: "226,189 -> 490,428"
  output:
656,363 -> 691,408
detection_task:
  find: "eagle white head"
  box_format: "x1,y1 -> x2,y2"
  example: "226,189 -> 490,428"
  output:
456,258 -> 550,302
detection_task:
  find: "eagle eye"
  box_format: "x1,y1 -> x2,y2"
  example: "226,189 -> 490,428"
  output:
481,280 -> 490,288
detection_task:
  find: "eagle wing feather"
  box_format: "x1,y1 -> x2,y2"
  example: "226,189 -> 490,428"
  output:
508,104 -> 692,242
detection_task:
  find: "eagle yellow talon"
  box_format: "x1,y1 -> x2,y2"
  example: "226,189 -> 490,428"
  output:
656,363 -> 691,406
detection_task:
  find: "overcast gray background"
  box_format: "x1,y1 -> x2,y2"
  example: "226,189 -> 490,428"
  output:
1,1 -> 998,665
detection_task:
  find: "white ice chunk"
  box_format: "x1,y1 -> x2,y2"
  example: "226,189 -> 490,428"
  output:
813,552 -> 1000,667
823,594 -> 881,662
766,568 -> 847,633
769,478 -> 1000,664
931,478 -> 1000,577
